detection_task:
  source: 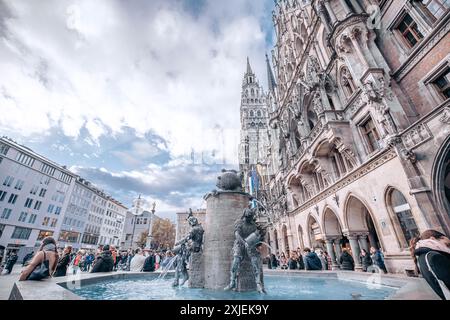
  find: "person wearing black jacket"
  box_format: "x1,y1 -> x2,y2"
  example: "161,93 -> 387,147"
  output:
303,248 -> 322,270
91,245 -> 114,273
411,229 -> 450,300
339,248 -> 355,271
288,254 -> 298,270
270,253 -> 278,269
4,252 -> 18,274
297,252 -> 305,270
54,246 -> 72,277
360,249 -> 372,272
142,252 -> 156,272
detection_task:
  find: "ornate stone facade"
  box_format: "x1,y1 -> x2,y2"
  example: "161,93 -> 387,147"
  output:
254,0 -> 450,274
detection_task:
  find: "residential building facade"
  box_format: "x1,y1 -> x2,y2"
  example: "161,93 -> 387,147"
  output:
0,137 -> 76,260
100,198 -> 127,247
0,137 -> 128,260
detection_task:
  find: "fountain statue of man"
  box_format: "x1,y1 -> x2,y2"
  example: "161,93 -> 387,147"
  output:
172,209 -> 204,287
224,205 -> 266,293
185,209 -> 204,253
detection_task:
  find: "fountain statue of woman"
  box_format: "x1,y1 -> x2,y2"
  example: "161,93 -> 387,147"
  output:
224,205 -> 266,293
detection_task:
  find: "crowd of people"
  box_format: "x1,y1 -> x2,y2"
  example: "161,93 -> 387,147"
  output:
0,236 -> 177,280
265,246 -> 387,272
0,229 -> 448,300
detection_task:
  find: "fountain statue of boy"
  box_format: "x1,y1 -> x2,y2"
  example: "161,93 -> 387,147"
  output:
172,209 -> 204,286
224,205 -> 266,293
172,242 -> 189,287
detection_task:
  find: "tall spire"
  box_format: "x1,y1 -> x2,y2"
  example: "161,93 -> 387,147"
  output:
265,53 -> 277,93
246,56 -> 253,75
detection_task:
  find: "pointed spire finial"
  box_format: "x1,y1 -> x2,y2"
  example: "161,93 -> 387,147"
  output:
246,56 -> 253,75
265,53 -> 277,93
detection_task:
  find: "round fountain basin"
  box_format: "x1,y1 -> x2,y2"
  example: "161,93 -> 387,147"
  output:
68,273 -> 397,300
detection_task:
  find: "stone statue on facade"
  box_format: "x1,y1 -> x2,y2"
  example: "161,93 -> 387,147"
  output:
374,102 -> 397,137
312,91 -> 324,114
224,205 -> 266,293
172,208 -> 204,287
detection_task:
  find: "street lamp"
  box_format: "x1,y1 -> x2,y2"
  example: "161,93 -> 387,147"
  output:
145,202 -> 156,249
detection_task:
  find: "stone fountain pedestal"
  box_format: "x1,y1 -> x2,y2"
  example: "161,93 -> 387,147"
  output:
188,252 -> 204,288
198,191 -> 256,291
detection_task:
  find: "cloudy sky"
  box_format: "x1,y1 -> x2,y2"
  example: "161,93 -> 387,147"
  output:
0,0 -> 275,221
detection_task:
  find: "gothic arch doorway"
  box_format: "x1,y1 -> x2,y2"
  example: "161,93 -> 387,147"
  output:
345,195 -> 382,250
307,214 -> 324,249
323,208 -> 343,237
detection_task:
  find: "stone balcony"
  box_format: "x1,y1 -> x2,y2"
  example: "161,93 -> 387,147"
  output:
285,110 -> 353,175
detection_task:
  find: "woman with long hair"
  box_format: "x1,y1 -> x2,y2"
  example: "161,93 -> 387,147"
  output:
410,229 -> 450,300
54,245 -> 72,277
19,237 -> 59,281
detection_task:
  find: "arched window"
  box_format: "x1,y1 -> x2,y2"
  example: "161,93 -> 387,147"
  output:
250,110 -> 254,117
387,189 -> 420,248
251,88 -> 255,96
257,110 -> 261,117
341,67 -> 356,98
307,107 -> 318,130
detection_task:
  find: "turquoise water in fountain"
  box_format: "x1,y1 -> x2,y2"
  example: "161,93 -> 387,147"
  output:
68,274 -> 397,300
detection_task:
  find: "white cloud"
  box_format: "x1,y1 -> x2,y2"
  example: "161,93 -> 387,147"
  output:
0,0 -> 273,165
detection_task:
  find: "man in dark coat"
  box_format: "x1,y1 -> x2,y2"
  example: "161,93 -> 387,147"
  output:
360,249 -> 372,272
339,248 -> 355,271
297,252 -> 305,270
270,253 -> 278,269
303,248 -> 322,270
370,247 -> 387,273
4,252 -> 18,274
91,245 -> 114,273
142,251 -> 156,272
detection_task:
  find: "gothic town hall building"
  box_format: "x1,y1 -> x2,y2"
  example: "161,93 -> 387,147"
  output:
241,0 -> 450,274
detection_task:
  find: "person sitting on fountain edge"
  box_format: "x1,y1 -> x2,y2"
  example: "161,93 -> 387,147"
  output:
224,204 -> 266,293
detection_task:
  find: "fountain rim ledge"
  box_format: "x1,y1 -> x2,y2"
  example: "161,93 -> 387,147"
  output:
8,269 -> 441,300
